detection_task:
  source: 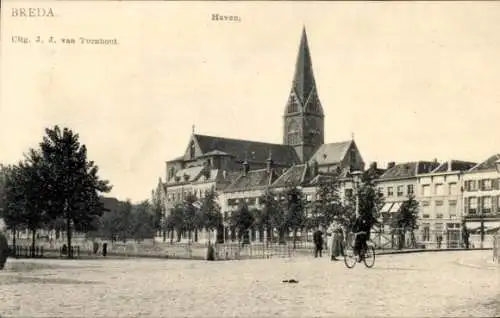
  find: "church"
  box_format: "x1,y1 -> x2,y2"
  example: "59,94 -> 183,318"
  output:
154,27 -> 369,242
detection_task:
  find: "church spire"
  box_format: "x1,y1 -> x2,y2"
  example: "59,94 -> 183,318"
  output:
283,27 -> 325,163
292,26 -> 317,104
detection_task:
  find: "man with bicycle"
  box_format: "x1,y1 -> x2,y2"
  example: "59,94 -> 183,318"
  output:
352,213 -> 379,262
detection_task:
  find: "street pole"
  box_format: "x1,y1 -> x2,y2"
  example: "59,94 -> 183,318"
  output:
351,171 -> 362,218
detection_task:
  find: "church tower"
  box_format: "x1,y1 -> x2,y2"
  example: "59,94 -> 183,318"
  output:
283,27 -> 325,163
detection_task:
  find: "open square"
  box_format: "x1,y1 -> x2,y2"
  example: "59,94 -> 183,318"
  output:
0,251 -> 498,317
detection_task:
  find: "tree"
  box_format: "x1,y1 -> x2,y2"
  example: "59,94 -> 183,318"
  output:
18,150 -> 52,256
200,189 -> 222,243
391,194 -> 419,249
130,201 -> 156,242
1,152 -> 52,257
183,193 -> 197,242
259,189 -> 280,245
39,126 -> 112,258
354,170 -> 385,229
167,204 -> 185,242
151,187 -> 166,241
282,186 -> 306,249
0,164 -> 23,250
229,202 -> 254,243
311,176 -> 344,229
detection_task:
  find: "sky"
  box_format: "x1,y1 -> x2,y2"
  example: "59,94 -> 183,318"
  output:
1,1 -> 500,203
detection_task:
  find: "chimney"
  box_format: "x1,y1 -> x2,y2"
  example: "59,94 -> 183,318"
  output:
370,162 -> 377,170
242,160 -> 249,176
266,150 -> 274,173
387,162 -> 396,169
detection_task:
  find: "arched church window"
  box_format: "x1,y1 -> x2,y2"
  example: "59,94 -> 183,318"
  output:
287,120 -> 300,145
287,95 -> 299,113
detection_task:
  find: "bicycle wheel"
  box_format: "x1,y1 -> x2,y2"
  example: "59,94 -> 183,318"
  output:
343,246 -> 357,269
363,245 -> 375,268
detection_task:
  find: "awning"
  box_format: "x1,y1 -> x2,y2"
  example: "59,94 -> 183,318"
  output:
389,202 -> 402,213
380,203 -> 394,213
465,221 -> 482,231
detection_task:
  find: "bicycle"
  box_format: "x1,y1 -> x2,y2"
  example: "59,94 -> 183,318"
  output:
343,231 -> 376,269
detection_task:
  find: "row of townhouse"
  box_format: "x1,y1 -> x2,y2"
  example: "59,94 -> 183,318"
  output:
376,154 -> 500,248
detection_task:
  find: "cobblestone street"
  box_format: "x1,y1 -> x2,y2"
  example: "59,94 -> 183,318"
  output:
0,250 -> 498,317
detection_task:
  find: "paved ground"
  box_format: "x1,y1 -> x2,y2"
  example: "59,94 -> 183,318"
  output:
0,250 -> 498,317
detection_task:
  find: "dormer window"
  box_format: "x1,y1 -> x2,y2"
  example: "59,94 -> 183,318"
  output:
189,141 -> 195,159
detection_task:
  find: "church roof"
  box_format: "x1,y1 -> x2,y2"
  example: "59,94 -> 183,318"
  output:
468,154 -> 500,173
309,141 -> 353,165
224,169 -> 277,193
194,134 -> 300,165
271,164 -> 308,188
166,166 -> 205,184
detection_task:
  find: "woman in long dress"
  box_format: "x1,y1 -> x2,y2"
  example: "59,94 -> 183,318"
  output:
329,221 -> 345,261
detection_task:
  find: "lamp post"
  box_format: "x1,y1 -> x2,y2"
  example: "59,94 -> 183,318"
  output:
351,171 -> 363,218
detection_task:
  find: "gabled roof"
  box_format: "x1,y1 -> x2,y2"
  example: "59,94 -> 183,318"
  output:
223,169 -> 278,193
309,141 -> 352,166
432,160 -> 477,173
271,164 -> 308,188
468,154 -> 500,173
379,161 -> 440,180
166,166 -> 205,185
193,134 -> 300,165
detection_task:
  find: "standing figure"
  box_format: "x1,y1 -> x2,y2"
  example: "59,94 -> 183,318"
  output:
462,222 -> 470,249
313,227 -> 324,258
327,221 -> 345,261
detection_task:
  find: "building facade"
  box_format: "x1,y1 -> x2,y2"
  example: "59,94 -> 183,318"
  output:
376,161 -> 440,225
462,154 -> 500,248
415,160 -> 476,248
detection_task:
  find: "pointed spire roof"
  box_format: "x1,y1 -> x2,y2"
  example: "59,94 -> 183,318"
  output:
292,27 -> 317,103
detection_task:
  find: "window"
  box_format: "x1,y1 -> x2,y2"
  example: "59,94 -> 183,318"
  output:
465,180 -> 477,191
422,201 -> 430,207
407,185 -> 414,195
435,184 -> 444,196
422,224 -> 430,241
497,196 -> 500,213
287,95 -> 299,113
448,200 -> 457,217
387,187 -> 394,197
448,182 -> 457,195
468,197 -> 478,214
189,141 -> 196,159
287,121 -> 300,145
482,196 -> 492,214
481,179 -> 492,191
435,223 -> 444,233
435,200 -> 444,218
422,185 -> 431,196
397,185 -> 404,197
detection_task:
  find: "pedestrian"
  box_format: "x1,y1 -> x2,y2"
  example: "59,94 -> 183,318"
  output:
437,235 -> 442,249
327,221 -> 344,261
462,222 -> 470,249
313,227 -> 324,258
